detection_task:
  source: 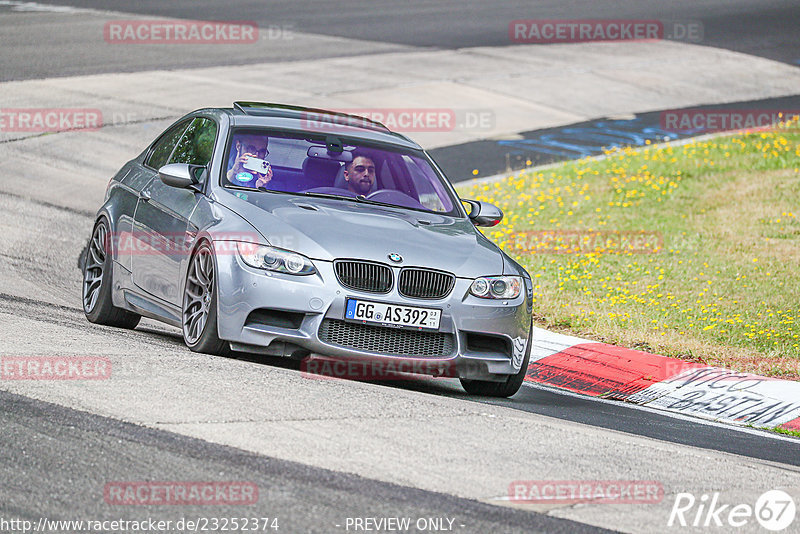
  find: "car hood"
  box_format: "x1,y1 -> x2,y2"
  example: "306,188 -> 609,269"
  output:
216,190 -> 504,277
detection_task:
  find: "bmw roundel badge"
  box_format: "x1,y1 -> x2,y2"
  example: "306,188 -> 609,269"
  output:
388,253 -> 403,263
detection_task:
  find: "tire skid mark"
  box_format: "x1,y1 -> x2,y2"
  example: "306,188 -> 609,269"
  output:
0,188 -> 94,218
0,292 -> 183,349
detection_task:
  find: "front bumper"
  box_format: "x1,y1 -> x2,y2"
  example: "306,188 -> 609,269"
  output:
215,253 -> 532,381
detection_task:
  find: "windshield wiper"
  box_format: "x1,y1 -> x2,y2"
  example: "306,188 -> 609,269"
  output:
299,192 -> 404,210
350,195 -> 399,209
297,191 -> 361,202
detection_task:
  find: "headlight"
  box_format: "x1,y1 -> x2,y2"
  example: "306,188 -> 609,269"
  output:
470,276 -> 521,299
236,243 -> 316,275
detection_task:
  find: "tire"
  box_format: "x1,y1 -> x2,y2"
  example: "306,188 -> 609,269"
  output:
182,242 -> 230,356
82,218 -> 141,329
460,322 -> 533,398
77,242 -> 88,271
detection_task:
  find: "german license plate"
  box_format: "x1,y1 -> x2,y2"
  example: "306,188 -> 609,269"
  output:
345,298 -> 441,330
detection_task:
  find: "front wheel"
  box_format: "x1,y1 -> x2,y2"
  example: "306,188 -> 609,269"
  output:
82,219 -> 141,329
182,242 -> 230,356
460,323 -> 532,398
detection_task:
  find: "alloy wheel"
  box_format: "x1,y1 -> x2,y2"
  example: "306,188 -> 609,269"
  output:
183,246 -> 214,345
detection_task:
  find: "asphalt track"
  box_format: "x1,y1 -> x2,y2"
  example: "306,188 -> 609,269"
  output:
0,389 -> 604,534
432,93 -> 800,180
1,1 -> 800,533
213,347 -> 800,467
3,0 -> 800,83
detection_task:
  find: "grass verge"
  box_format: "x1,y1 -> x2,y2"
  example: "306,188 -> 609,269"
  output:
773,426 -> 800,438
458,120 -> 800,379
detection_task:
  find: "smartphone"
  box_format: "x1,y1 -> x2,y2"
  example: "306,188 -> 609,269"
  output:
243,157 -> 271,174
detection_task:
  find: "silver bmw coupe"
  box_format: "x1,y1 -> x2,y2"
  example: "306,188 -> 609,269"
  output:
82,102 -> 533,397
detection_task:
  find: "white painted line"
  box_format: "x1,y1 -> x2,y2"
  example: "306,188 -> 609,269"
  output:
629,367 -> 800,427
522,381 -> 800,444
0,0 -> 120,15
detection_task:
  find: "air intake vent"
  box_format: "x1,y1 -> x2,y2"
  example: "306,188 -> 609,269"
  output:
319,319 -> 455,357
334,260 -> 392,293
245,308 -> 305,329
398,268 -> 455,299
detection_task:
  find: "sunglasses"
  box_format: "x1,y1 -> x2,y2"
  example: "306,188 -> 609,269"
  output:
243,146 -> 269,156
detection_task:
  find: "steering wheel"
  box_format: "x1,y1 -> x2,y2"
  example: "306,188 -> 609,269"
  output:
366,189 -> 407,200
365,189 -> 426,210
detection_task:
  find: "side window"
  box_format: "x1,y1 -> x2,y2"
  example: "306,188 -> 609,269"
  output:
146,120 -> 191,170
403,155 -> 446,212
168,118 -> 218,167
379,159 -> 396,189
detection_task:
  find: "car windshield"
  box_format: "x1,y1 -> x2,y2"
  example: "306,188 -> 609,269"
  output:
222,129 -> 460,216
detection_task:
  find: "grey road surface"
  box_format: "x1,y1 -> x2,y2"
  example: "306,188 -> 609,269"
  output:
0,0 -> 798,82
0,389 -> 607,534
2,2 -> 800,533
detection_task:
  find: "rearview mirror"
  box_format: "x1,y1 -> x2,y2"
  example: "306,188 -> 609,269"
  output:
158,163 -> 200,189
307,145 -> 353,162
463,199 -> 503,227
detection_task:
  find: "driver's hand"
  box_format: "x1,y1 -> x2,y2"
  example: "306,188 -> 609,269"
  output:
255,166 -> 273,188
233,152 -> 256,171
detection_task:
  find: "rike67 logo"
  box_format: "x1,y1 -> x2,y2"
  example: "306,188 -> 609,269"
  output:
669,490 -> 796,531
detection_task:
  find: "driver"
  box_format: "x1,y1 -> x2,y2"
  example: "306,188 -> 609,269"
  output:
226,134 -> 273,189
343,154 -> 376,195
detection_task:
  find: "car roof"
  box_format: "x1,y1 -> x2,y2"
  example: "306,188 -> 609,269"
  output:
220,102 -> 422,150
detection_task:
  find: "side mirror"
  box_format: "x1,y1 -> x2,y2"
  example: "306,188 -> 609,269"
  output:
158,163 -> 200,189
463,199 -> 503,227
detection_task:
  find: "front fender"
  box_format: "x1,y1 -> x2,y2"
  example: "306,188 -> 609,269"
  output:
180,200 -> 269,324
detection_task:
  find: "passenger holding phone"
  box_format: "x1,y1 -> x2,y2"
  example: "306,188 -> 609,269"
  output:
226,135 -> 273,189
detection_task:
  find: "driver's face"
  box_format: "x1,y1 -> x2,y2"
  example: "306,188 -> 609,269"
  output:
345,156 -> 376,195
239,141 -> 267,159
